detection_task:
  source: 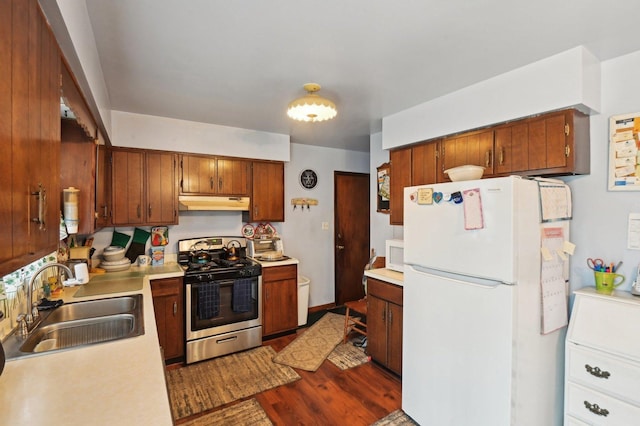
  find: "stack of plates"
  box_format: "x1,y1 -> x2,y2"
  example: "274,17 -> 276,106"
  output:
100,258 -> 131,272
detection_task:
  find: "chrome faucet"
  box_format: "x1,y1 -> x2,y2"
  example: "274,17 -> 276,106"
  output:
20,263 -> 74,334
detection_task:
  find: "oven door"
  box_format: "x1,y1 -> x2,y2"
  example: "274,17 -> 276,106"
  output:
186,276 -> 262,340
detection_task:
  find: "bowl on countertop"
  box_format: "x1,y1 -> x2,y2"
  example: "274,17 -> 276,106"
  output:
103,246 -> 126,262
444,165 -> 485,182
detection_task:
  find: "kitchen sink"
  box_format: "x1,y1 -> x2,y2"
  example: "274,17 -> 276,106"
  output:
3,294 -> 144,360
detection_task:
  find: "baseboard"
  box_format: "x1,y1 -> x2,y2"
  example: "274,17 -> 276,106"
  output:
308,303 -> 335,313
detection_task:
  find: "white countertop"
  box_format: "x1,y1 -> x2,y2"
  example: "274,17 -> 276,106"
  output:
364,268 -> 404,287
252,256 -> 299,268
0,263 -> 184,426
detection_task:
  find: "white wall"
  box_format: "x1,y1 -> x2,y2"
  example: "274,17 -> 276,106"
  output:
280,144 -> 369,307
369,132 -> 394,258
565,49 -> 640,297
382,46 -> 601,149
112,111 -> 290,161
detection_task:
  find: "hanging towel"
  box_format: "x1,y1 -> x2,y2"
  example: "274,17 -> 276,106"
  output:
232,278 -> 253,313
198,281 -> 220,319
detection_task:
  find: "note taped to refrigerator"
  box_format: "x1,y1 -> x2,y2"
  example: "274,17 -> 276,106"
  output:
540,226 -> 568,334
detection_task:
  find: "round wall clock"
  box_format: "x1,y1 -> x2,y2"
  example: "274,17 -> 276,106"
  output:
299,169 -> 318,189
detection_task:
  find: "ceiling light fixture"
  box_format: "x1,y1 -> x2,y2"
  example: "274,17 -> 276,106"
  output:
287,83 -> 337,122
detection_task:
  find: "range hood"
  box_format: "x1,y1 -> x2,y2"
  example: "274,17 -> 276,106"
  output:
178,196 -> 250,211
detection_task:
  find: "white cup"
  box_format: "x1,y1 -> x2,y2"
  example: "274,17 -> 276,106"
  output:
137,255 -> 151,267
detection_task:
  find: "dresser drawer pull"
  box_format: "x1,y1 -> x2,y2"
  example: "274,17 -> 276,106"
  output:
585,364 -> 611,379
584,401 -> 609,417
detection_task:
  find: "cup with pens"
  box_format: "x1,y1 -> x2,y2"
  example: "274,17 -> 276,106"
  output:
587,258 -> 625,294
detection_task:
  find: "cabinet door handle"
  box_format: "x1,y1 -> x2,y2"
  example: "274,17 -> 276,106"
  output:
382,308 -> 386,323
173,301 -> 177,316
218,177 -> 222,191
499,147 -> 505,165
210,176 -> 214,190
103,205 -> 108,218
584,364 -> 610,379
485,151 -> 492,168
583,401 -> 609,417
31,183 -> 46,230
389,309 -> 393,325
137,204 -> 141,218
148,204 -> 152,218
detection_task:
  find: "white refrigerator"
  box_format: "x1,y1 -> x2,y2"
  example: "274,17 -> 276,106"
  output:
402,176 -> 568,426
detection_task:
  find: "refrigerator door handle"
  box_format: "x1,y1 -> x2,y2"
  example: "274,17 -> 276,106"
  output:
405,264 -> 507,288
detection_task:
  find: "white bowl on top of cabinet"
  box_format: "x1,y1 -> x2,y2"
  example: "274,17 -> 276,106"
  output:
565,288 -> 640,425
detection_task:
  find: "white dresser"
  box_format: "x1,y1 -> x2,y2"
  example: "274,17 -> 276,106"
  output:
565,288 -> 640,425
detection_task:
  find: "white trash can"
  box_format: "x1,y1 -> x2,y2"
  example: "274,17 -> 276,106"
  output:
297,275 -> 311,326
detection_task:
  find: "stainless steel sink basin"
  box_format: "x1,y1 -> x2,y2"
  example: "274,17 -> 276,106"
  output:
3,294 -> 144,360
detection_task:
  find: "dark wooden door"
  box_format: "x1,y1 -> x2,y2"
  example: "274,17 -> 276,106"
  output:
334,172 -> 370,305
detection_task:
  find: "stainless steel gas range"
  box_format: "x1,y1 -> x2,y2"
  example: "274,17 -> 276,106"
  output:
178,236 -> 262,364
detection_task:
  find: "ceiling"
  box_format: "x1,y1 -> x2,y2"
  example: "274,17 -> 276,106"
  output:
83,0 -> 640,152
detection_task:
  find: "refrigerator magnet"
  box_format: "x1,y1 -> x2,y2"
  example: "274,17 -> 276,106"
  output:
462,188 -> 484,230
417,188 -> 433,205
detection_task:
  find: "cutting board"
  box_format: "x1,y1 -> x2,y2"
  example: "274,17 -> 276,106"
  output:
73,276 -> 144,298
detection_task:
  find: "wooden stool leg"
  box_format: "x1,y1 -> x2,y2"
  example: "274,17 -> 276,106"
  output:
343,307 -> 351,344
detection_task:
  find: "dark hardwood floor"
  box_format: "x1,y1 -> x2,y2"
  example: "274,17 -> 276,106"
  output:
173,330 -> 402,425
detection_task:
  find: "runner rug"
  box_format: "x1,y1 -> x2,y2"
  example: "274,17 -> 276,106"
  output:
328,342 -> 370,370
180,398 -> 273,426
166,346 -> 300,421
371,409 -> 419,425
273,312 -> 346,371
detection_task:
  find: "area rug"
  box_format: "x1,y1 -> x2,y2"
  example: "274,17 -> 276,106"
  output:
180,399 -> 272,426
328,342 -> 370,370
371,409 -> 419,425
273,312 -> 346,371
166,346 -> 300,421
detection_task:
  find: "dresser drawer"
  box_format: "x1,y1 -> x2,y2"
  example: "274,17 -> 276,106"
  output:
565,415 -> 590,426
566,382 -> 640,425
567,344 -> 640,406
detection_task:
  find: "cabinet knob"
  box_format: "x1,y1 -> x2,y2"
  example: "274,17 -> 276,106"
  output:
173,301 -> 177,316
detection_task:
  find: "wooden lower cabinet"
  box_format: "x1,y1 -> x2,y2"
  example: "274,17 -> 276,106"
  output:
262,264 -> 298,337
367,278 -> 403,375
151,277 -> 184,361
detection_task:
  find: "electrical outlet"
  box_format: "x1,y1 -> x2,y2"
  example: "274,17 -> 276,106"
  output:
321,222 -> 329,230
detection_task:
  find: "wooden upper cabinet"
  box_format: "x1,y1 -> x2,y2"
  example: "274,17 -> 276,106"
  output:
389,147 -> 412,225
441,130 -> 494,181
217,158 -> 251,195
111,148 -> 178,226
526,109 -> 590,175
112,149 -> 145,225
95,142 -> 111,230
411,140 -> 440,186
0,0 -> 61,276
494,122 -> 529,175
180,154 -> 216,194
146,151 -> 178,225
180,154 -> 250,196
246,161 -> 284,222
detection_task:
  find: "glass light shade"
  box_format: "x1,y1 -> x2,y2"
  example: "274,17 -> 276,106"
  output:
287,84 -> 337,122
